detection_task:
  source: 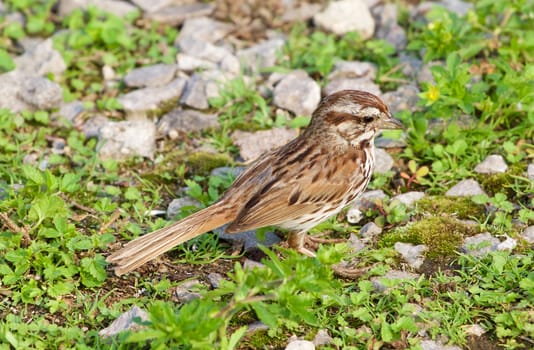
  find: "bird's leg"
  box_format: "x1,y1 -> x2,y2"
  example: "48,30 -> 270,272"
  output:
288,231 -> 369,280
287,231 -> 316,257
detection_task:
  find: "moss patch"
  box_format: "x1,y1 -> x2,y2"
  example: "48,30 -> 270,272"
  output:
416,196 -> 485,220
185,151 -> 233,175
476,164 -> 525,198
380,216 -> 480,258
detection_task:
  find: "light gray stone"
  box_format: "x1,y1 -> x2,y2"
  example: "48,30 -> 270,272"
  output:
99,306 -> 149,337
118,77 -> 187,118
313,329 -> 333,346
58,0 -> 138,17
14,38 -> 66,76
145,3 -> 214,26
285,340 -> 315,350
348,233 -> 367,252
158,108 -> 218,135
207,272 -> 224,289
19,77 -> 63,109
399,54 -> 424,80
437,0 -> 474,17
394,242 -> 427,269
98,120 -> 156,160
314,0 -> 375,39
176,16 -> 234,44
231,128 -> 298,162
180,74 -> 209,110
463,324 -> 486,337
374,148 -> 394,174
0,71 -> 33,112
371,270 -> 419,292
446,179 -> 486,197
522,226 -> 534,244
392,191 -> 425,207
497,236 -> 517,251
346,208 -> 364,224
166,197 -> 201,219
130,0 -> 178,13
474,154 -> 508,174
359,222 -> 382,238
527,163 -> 534,180
281,3 -> 322,23
237,38 -> 286,73
55,101 -> 85,122
381,84 -> 420,114
177,37 -> 233,64
124,64 -> 177,88
243,259 -> 266,270
323,78 -> 381,97
273,71 -> 321,117
462,232 -> 499,256
81,114 -> 109,138
374,4 -> 406,50
173,280 -> 202,303
176,53 -> 217,72
328,61 -> 377,81
420,340 -> 462,350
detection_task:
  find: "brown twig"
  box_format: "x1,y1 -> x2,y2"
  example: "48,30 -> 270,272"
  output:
0,212 -> 31,246
60,193 -> 96,214
98,209 -> 122,234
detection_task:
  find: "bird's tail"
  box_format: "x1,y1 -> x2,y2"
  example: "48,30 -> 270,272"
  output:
106,201 -> 235,276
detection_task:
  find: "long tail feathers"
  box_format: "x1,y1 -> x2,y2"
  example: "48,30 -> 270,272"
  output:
107,202 -> 234,276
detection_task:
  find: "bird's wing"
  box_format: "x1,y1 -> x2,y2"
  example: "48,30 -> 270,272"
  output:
225,146 -> 368,232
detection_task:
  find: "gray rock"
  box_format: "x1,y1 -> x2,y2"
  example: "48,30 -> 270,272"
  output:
375,133 -> 407,148
348,233 -> 367,252
243,259 -> 266,270
130,0 -> 177,13
497,236 -> 517,251
323,78 -> 381,97
398,54 -> 424,80
14,38 -> 66,76
313,329 -> 333,346
346,208 -> 364,224
314,0 -> 375,39
219,54 -> 241,74
327,61 -> 377,81
118,77 -> 187,118
374,148 -> 394,174
99,306 -> 149,337
417,61 -> 442,85
231,128 -> 298,162
207,272 -> 224,289
176,16 -> 234,45
281,3 -> 322,23
420,340 -> 462,350
0,72 -> 33,112
371,270 -> 419,292
527,163 -> 534,180
19,77 -> 63,110
349,189 -> 387,211
210,166 -> 246,179
124,64 -> 177,88
81,114 -> 109,138
177,37 -> 232,64
102,65 -> 116,81
247,321 -> 269,333
58,0 -> 138,17
437,0 -> 474,17
391,191 -> 425,207
98,120 -> 156,160
216,226 -> 281,251
180,74 -> 209,110
522,226 -> 534,244
381,84 -> 420,114
173,280 -> 202,303
463,324 -> 486,336
158,108 -> 218,136
176,53 -> 217,72
238,38 -> 286,73
394,242 -> 427,269
286,340 -> 315,350
462,232 -> 499,256
55,101 -> 85,122
359,222 -> 382,239
474,154 -> 508,174
446,179 -> 486,197
374,4 -> 407,50
273,71 -> 321,117
146,3 -> 215,26
166,197 -> 201,220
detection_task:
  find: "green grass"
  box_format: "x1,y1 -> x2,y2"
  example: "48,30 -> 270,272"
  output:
0,0 -> 533,349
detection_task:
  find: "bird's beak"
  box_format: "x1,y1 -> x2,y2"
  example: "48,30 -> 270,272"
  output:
380,113 -> 403,129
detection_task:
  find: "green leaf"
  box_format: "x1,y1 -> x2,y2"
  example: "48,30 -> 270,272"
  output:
22,165 -> 44,185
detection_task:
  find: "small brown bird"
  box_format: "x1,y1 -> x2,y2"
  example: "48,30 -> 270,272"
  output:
107,90 -> 402,276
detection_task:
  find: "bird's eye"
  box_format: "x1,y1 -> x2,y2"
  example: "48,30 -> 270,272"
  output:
363,116 -> 374,123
